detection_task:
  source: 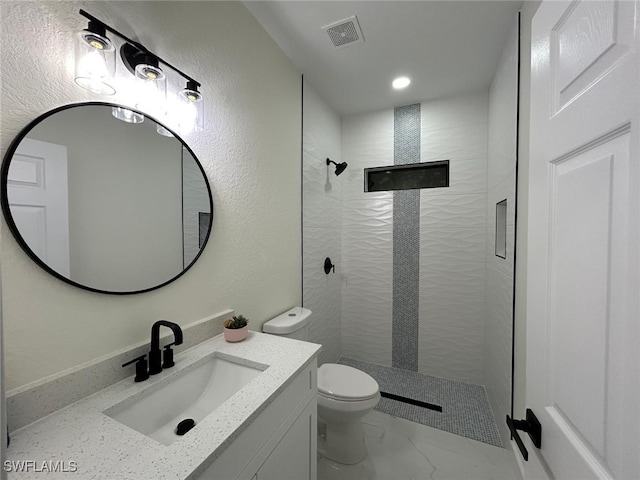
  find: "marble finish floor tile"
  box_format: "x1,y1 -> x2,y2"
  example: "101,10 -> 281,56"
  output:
318,410 -> 521,480
339,357 -> 502,447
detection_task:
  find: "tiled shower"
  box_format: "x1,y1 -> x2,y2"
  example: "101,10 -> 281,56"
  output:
303,21 -> 518,447
341,92 -> 490,381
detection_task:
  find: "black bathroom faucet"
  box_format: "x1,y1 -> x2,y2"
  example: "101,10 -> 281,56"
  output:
148,320 -> 184,375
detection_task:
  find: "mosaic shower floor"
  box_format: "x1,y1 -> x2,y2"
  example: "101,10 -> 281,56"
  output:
339,357 -> 503,447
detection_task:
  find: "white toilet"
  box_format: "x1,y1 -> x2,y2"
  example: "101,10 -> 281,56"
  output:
263,307 -> 380,465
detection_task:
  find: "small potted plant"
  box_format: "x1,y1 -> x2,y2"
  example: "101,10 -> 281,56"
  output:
223,315 -> 249,342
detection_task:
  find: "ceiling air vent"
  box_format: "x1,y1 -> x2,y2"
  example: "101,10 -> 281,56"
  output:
322,16 -> 365,49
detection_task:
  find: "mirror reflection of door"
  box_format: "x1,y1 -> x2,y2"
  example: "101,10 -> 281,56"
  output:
7,138 -> 70,276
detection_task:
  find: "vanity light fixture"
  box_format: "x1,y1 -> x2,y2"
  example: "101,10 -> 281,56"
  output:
177,80 -> 204,133
74,19 -> 116,95
133,58 -> 167,118
75,10 -> 204,133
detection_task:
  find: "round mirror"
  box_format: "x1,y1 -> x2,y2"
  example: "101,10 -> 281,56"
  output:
1,103 -> 213,294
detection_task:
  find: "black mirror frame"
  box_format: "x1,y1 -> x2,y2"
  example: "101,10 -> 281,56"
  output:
0,102 -> 214,295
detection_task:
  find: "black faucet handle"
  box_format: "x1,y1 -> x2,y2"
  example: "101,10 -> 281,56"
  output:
122,355 -> 149,382
162,343 -> 176,369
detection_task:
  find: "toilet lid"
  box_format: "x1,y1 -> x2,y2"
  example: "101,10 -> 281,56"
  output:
317,364 -> 379,401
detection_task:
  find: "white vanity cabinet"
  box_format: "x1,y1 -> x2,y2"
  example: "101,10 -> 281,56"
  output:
195,359 -> 317,480
6,333 -> 321,480
254,399 -> 316,480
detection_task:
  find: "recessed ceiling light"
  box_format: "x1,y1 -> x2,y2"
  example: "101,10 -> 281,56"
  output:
392,76 -> 411,90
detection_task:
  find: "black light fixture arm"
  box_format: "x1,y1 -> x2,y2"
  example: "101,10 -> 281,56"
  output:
78,9 -> 201,89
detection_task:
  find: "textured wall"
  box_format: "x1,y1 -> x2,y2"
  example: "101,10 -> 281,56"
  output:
341,110 -> 394,366
418,91 -> 489,383
341,91 -> 489,384
484,19 -> 519,446
1,1 -> 301,391
302,80 -> 342,365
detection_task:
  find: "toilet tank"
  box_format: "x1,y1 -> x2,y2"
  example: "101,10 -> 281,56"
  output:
263,307 -> 312,341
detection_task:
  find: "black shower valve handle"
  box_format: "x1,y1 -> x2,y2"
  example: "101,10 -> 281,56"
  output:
324,257 -> 336,275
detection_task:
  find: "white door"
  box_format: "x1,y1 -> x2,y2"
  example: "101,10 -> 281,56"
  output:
7,138 -> 70,277
527,1 -> 640,479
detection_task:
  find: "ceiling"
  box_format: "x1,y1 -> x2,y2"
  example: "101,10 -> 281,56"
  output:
244,1 -> 523,116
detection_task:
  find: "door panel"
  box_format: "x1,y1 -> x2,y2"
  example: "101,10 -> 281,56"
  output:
552,0 -> 635,112
7,138 -> 70,276
547,132 -> 631,477
528,1 -> 639,478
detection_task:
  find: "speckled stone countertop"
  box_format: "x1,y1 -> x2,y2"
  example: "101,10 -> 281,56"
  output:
6,332 -> 321,479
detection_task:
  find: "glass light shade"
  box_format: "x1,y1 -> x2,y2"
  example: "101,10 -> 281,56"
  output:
111,107 -> 144,124
134,64 -> 167,117
74,30 -> 116,95
177,87 -> 204,133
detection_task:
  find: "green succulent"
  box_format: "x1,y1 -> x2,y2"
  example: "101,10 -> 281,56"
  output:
224,315 -> 249,329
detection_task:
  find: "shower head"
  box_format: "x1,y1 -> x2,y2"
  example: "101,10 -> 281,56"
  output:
335,162 -> 348,176
326,158 -> 348,176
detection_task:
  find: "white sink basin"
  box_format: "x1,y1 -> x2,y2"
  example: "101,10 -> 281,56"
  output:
105,353 -> 267,445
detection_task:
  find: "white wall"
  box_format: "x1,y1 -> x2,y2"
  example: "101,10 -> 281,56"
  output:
1,1 -> 301,392
302,79 -> 342,365
340,91 -> 489,384
484,19 -> 519,446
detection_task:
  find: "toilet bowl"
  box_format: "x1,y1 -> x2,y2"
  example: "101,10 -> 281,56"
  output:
262,307 -> 380,465
317,363 -> 380,465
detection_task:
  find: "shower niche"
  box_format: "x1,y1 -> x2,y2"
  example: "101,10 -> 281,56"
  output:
364,160 -> 449,192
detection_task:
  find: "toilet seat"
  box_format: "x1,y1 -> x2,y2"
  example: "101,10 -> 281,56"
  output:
318,363 -> 379,401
